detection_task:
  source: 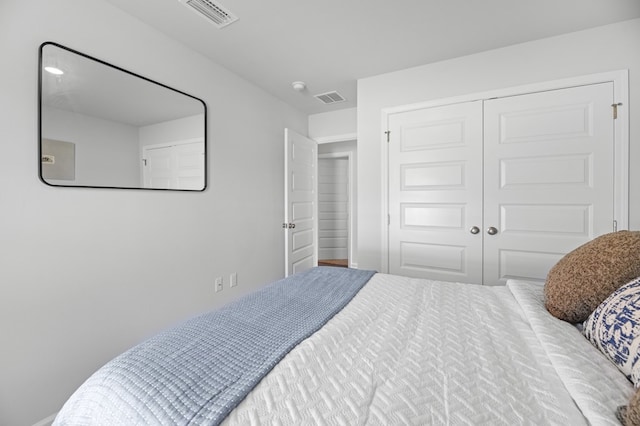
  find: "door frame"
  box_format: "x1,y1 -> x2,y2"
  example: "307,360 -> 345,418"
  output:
316,134 -> 358,269
380,70 -> 629,274
318,151 -> 355,268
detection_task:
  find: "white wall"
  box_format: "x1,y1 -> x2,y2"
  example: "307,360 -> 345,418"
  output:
0,1 -> 307,425
357,18 -> 640,272
139,113 -> 205,147
309,107 -> 357,142
43,106 -> 140,187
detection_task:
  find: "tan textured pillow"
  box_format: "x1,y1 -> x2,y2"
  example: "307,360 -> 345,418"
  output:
544,231 -> 640,323
619,388 -> 640,426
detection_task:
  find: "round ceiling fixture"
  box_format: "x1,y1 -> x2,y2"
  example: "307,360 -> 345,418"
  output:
291,81 -> 306,92
44,66 -> 64,75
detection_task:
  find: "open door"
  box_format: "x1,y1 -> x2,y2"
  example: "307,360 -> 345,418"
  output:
284,128 -> 318,276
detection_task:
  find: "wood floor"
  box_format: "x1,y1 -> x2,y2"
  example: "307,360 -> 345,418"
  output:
318,259 -> 348,268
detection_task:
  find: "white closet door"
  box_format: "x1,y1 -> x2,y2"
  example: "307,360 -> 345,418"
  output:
388,101 -> 483,283
174,142 -> 205,190
483,83 -> 615,285
143,141 -> 205,190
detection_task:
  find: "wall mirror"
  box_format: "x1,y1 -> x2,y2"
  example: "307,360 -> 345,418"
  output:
39,42 -> 207,191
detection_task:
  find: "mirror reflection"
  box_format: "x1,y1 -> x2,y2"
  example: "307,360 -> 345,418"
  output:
39,42 -> 207,191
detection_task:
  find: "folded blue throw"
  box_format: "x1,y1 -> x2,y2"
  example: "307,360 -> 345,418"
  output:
54,266 -> 376,425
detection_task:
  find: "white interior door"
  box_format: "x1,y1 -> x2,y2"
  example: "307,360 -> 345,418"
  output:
143,146 -> 173,189
483,82 -> 615,285
388,101 -> 484,283
284,128 -> 318,276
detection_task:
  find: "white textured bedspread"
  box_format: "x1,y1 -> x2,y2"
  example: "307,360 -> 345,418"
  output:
224,274 -> 632,425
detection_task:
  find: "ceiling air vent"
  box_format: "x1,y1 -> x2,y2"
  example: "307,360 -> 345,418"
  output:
178,0 -> 238,28
315,91 -> 346,105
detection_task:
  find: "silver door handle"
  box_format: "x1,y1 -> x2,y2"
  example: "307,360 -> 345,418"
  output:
469,226 -> 480,234
487,226 -> 498,235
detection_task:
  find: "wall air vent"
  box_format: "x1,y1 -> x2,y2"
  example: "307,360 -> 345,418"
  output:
178,0 -> 238,28
314,91 -> 346,105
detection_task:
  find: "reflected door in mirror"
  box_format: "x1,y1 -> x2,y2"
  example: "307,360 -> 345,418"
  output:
143,140 -> 205,190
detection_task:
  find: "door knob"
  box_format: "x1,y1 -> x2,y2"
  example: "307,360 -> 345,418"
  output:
469,226 -> 480,234
487,226 -> 498,235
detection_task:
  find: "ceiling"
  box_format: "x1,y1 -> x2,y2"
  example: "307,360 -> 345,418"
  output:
41,43 -> 204,127
105,0 -> 640,115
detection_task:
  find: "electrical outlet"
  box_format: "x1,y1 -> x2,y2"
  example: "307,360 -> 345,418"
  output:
230,272 -> 237,287
215,276 -> 223,293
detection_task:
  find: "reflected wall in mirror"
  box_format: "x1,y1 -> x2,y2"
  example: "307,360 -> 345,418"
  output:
39,42 -> 207,191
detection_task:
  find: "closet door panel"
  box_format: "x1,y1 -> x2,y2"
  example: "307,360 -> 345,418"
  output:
483,83 -> 615,285
174,142 -> 205,190
388,101 -> 483,283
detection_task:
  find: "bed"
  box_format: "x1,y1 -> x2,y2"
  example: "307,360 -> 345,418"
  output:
54,265 -> 637,425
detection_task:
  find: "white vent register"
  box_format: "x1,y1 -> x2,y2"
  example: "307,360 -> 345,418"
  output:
178,0 -> 238,28
314,91 -> 346,105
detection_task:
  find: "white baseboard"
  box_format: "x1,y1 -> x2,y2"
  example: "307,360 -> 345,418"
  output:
32,412 -> 57,426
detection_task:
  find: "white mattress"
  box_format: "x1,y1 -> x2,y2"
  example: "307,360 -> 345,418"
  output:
223,273 -> 633,425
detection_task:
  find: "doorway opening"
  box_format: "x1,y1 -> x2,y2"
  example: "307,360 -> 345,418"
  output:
317,139 -> 356,268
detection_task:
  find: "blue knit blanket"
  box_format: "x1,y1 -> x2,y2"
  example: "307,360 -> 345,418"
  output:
54,267 -> 376,425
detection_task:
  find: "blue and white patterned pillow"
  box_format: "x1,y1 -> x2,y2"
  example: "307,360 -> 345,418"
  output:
583,276 -> 640,387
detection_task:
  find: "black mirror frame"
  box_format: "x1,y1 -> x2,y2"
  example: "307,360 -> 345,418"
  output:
38,41 -> 208,191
